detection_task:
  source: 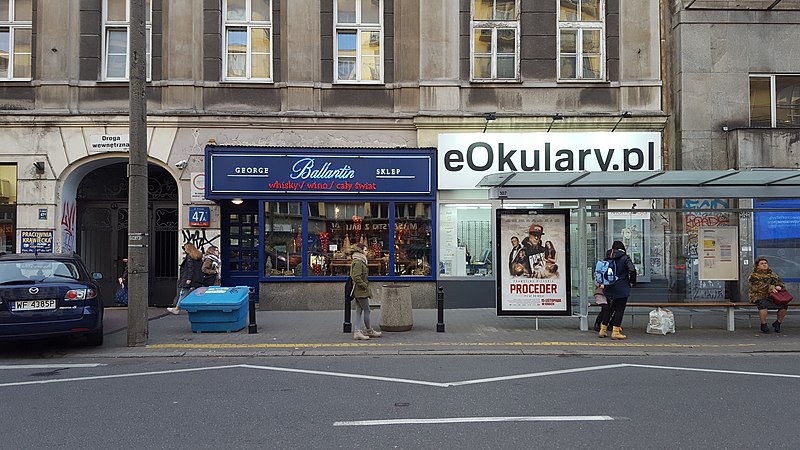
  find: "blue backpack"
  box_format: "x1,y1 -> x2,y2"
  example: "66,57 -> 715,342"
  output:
595,259 -> 619,286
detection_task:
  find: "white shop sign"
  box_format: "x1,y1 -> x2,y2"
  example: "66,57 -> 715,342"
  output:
437,132 -> 662,190
89,134 -> 130,153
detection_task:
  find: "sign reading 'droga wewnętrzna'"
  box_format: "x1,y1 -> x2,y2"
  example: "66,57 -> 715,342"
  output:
437,132 -> 662,190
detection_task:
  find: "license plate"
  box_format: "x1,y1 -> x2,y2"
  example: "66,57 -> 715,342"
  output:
11,299 -> 57,311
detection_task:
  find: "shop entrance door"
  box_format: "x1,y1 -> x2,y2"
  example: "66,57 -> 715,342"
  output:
221,200 -> 260,297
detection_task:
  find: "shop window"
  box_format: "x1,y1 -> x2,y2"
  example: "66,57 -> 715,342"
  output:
229,211 -> 259,272
395,202 -> 433,276
0,164 -> 16,253
263,201 -> 301,276
307,202 -> 390,277
0,0 -> 32,80
438,204 -> 492,277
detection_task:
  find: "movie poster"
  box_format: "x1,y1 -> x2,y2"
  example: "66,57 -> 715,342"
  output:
496,209 -> 571,316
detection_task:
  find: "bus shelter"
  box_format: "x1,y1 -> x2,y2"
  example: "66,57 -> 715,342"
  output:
476,169 -> 800,330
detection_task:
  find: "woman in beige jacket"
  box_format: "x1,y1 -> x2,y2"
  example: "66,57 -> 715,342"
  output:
349,243 -> 382,340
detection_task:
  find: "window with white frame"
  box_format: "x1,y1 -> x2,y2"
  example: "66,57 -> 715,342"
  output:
224,0 -> 272,81
750,75 -> 800,128
470,0 -> 519,81
0,0 -> 32,80
102,0 -> 152,81
557,0 -> 604,81
334,0 -> 382,83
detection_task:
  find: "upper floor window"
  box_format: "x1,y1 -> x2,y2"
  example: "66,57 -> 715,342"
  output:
470,0 -> 519,81
102,0 -> 152,81
0,0 -> 32,80
558,0 -> 604,81
750,75 -> 800,128
224,0 -> 273,82
334,0 -> 383,83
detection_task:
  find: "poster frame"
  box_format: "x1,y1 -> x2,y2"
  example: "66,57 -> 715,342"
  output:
496,208 -> 571,317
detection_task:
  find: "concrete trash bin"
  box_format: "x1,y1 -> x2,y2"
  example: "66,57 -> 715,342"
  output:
379,284 -> 413,331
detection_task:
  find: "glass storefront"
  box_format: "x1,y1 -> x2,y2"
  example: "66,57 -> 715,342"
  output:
0,164 -> 16,253
261,200 -> 433,279
438,204 -> 492,277
206,147 -> 437,284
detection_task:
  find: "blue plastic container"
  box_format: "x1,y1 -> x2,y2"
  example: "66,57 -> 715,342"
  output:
179,286 -> 250,333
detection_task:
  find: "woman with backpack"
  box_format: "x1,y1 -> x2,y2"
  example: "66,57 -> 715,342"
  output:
598,241 -> 637,340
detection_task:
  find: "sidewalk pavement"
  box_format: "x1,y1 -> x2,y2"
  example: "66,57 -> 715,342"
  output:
71,306 -> 800,358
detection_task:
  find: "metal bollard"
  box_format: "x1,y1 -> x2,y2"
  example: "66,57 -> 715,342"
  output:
248,286 -> 258,334
343,296 -> 352,333
436,286 -> 445,332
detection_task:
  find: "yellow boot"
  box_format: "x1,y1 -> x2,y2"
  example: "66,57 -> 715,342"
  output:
611,326 -> 627,340
598,324 -> 608,338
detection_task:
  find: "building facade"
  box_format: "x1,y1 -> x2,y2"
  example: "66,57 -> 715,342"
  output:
4,0 -> 794,311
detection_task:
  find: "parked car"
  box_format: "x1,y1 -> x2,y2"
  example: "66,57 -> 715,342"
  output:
0,253 -> 104,346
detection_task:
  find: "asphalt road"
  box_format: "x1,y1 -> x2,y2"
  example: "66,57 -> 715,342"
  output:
2,355 -> 799,449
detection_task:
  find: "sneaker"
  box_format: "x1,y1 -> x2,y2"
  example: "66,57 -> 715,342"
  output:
365,328 -> 382,338
761,323 -> 770,334
773,320 -> 782,333
166,307 -> 180,315
353,330 -> 369,340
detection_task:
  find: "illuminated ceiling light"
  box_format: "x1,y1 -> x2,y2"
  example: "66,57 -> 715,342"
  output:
231,198 -> 244,205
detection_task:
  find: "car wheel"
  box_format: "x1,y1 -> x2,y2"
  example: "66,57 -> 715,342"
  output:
85,327 -> 104,346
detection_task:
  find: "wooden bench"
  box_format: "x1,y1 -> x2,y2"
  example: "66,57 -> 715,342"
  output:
590,301 -> 766,331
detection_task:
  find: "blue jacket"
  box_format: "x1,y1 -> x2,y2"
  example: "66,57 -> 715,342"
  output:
602,248 -> 637,300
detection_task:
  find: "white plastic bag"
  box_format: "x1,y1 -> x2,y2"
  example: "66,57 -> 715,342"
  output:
646,307 -> 676,335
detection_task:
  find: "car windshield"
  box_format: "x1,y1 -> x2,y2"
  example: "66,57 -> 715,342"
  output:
0,260 -> 81,284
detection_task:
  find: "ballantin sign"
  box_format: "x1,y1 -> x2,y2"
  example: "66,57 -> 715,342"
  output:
205,147 -> 434,198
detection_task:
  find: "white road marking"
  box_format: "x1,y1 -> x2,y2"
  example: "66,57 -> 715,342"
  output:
240,364 -> 450,387
626,363 -> 800,379
1,362 -> 799,389
0,364 -> 243,388
334,416 -> 615,426
0,364 -> 106,370
447,363 -> 628,387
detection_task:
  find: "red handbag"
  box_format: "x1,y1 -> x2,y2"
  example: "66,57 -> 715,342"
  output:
769,290 -> 793,306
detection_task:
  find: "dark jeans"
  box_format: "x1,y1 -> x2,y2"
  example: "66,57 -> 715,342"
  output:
595,306 -> 615,329
601,297 -> 628,328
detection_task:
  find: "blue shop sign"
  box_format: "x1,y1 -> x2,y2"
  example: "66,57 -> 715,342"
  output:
205,147 -> 434,197
20,230 -> 54,254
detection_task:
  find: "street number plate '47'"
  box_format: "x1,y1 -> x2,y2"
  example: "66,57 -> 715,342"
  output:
11,300 -> 57,311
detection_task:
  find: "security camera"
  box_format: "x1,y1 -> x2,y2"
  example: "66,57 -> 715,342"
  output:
174,160 -> 188,169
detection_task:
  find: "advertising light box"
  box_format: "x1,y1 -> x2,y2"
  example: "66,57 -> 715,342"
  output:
496,209 -> 571,316
205,147 -> 434,198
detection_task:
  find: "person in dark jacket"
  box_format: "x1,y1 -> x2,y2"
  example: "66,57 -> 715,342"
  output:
167,243 -> 204,314
598,241 -> 637,340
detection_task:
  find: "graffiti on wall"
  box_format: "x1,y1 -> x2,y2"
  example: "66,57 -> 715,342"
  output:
181,228 -> 220,252
60,200 -> 76,253
683,199 -> 730,299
